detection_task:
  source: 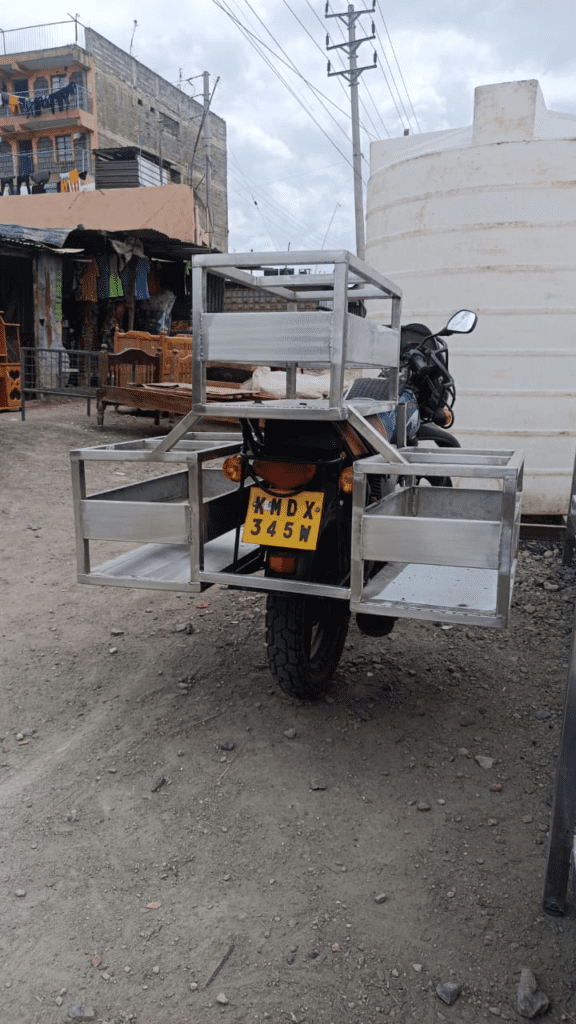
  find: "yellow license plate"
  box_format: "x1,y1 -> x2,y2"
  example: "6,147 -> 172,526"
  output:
242,487 -> 325,551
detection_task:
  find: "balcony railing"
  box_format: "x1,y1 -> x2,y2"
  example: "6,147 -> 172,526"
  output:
0,149 -> 92,181
0,19 -> 85,55
0,84 -> 92,118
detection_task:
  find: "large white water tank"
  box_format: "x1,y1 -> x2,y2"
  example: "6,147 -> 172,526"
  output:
366,80 -> 576,515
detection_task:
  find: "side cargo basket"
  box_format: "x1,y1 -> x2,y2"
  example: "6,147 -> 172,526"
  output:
69,434 -> 257,592
350,448 -> 524,628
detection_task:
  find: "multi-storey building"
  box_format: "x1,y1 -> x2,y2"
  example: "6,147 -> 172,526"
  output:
0,19 -> 227,251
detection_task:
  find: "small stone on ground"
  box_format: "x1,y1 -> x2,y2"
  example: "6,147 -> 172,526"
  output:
436,981 -> 461,1005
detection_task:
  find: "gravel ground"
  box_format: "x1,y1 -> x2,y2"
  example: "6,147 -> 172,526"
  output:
1,399 -> 576,1024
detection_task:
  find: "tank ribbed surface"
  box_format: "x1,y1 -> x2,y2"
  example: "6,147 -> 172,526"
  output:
366,81 -> 576,514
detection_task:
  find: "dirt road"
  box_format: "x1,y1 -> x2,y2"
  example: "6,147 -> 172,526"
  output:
1,399 -> 575,1024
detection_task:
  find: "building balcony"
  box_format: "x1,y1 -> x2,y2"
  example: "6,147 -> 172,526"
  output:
0,148 -> 92,182
0,85 -> 93,128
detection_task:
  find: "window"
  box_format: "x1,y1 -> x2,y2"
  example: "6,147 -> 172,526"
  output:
69,70 -> 85,89
34,77 -> 49,97
56,135 -> 73,163
73,132 -> 90,172
0,140 -> 15,178
159,111 -> 179,137
51,74 -> 67,91
36,137 -> 54,172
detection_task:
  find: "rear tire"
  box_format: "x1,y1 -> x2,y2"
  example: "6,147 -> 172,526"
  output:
265,512 -> 350,699
266,592 -> 350,699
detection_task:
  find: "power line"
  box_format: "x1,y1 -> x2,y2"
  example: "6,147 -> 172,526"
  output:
212,0 -> 363,178
282,0 -> 382,143
300,0 -> 387,157
372,28 -> 411,131
376,1 -> 421,132
228,150 -> 328,246
238,0 -> 357,146
228,164 -> 328,248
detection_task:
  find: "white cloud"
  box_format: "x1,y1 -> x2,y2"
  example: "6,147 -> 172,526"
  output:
2,0 -> 575,253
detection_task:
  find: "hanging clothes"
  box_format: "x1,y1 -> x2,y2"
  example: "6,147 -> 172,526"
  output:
120,260 -> 132,302
8,94 -> 19,113
134,257 -> 151,300
147,265 -> 162,295
95,253 -> 110,300
109,255 -> 124,298
80,258 -> 98,303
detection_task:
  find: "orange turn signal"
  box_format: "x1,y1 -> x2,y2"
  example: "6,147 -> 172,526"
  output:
222,455 -> 243,482
339,466 -> 354,494
268,555 -> 296,573
253,460 -> 316,489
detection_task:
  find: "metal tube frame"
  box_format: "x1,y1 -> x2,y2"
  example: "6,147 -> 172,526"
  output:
349,448 -> 524,628
186,249 -> 402,426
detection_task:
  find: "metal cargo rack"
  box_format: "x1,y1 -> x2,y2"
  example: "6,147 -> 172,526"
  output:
71,432 -> 252,594
190,249 -> 402,421
350,448 -> 524,628
70,250 -> 523,627
70,430 -> 361,600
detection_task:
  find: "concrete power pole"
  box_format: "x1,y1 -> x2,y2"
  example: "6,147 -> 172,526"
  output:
326,2 -> 377,261
203,71 -> 212,248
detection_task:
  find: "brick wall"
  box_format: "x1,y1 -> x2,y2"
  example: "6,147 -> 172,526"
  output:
224,285 -> 318,313
84,28 -> 228,252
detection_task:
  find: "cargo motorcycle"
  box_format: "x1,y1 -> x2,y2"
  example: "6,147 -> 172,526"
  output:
70,251 -> 522,705
226,308 -> 478,698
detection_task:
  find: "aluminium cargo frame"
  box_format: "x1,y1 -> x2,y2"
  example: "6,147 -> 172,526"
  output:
70,249 -> 524,630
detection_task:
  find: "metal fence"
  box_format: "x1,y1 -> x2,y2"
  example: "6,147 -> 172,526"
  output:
0,20 -> 85,55
20,346 -> 100,420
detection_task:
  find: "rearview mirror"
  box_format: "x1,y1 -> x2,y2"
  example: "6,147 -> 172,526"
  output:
440,310 -> 478,336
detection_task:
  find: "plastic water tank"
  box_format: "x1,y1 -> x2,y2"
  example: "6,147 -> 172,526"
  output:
366,80 -> 576,515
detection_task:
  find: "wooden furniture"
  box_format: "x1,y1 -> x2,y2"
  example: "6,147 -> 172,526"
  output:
97,345 -> 195,428
113,328 -> 192,383
98,332 -> 259,429
0,313 -> 22,412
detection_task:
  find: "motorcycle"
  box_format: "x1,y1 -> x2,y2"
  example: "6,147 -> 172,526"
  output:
223,308 -> 478,699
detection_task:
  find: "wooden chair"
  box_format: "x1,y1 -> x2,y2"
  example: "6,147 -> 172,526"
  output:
97,345 -> 162,427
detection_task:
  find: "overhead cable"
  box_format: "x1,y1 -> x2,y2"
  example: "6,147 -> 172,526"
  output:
376,1 -> 421,132
284,0 -> 383,141
212,0 -> 364,180
239,0 -> 358,145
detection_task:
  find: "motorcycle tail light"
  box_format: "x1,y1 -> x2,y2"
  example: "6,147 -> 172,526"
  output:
222,455 -> 243,482
339,466 -> 354,494
268,554 -> 296,573
253,460 -> 315,489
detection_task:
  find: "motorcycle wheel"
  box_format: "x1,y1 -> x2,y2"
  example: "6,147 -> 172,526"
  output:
416,423 -> 461,487
265,514 -> 350,699
265,591 -> 350,699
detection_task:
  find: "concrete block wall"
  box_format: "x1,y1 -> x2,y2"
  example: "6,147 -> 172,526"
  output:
224,286 -> 316,313
84,28 -> 228,252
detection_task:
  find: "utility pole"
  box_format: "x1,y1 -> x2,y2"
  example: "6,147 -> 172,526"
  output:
326,1 -> 376,260
203,71 -> 212,248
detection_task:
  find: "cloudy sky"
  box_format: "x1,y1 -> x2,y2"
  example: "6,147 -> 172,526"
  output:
3,1 -> 576,253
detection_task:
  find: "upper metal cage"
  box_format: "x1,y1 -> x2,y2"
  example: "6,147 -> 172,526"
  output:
191,249 -> 402,421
